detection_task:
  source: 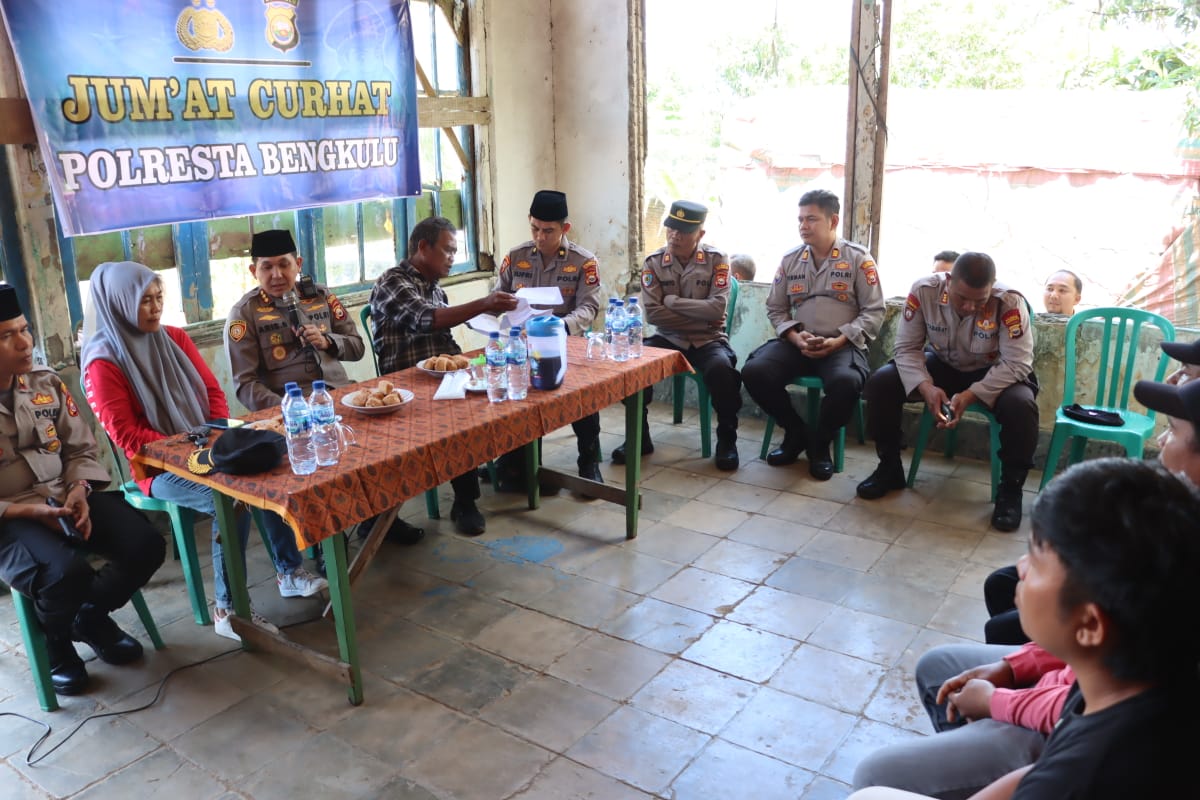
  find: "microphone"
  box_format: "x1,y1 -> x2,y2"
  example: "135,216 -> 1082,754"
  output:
280,290 -> 311,351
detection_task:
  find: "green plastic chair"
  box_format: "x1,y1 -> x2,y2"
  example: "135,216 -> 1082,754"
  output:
5,581 -> 163,711
671,277 -> 740,458
758,377 -> 865,474
360,304 -> 495,519
1039,307 -> 1175,490
907,402 -> 1003,500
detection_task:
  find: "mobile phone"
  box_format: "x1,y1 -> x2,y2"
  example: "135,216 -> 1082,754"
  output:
940,401 -> 955,422
206,418 -> 245,430
46,497 -> 84,541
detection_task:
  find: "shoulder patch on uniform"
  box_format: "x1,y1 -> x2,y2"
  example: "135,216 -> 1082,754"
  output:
642,270 -> 655,288
65,393 -> 79,417
327,292 -> 348,321
1002,308 -> 1024,339
864,264 -> 879,286
584,261 -> 599,286
228,320 -> 248,342
499,255 -> 511,274
903,293 -> 920,321
714,263 -> 730,288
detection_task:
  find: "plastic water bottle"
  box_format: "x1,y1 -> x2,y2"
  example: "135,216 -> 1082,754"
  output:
626,297 -> 643,358
604,298 -> 617,344
506,327 -> 529,401
281,386 -> 317,475
485,331 -> 508,403
610,299 -> 630,362
308,380 -> 340,466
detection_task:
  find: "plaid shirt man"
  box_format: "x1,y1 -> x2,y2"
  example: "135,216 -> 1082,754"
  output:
369,260 -> 460,374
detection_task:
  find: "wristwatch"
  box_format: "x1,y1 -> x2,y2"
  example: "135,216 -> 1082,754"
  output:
71,479 -> 92,496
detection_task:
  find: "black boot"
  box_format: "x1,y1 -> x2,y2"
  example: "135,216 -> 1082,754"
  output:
856,455 -> 906,500
71,604 -> 143,665
450,499 -> 486,536
991,467 -> 1028,532
766,426 -> 807,467
806,438 -> 835,481
46,635 -> 88,695
577,435 -> 604,484
714,426 -> 739,471
612,417 -> 654,464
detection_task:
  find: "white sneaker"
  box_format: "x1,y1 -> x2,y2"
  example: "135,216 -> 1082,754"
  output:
277,567 -> 328,598
213,607 -> 281,641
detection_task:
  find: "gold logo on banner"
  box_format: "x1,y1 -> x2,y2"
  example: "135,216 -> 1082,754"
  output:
177,0 -> 235,52
264,1 -> 300,53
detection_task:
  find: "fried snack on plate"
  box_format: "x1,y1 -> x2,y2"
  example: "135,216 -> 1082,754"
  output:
382,392 -> 402,405
377,379 -> 394,394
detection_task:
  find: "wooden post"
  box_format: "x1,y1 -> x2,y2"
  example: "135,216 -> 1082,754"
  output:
843,0 -> 890,258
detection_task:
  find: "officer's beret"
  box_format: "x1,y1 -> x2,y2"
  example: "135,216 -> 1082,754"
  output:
188,428 -> 286,476
0,284 -> 22,322
663,200 -> 707,233
529,190 -> 568,222
251,229 -> 298,259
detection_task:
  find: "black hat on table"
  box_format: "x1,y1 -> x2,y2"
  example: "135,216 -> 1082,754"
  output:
663,200 -> 707,233
250,229 -> 298,259
0,284 -> 23,322
188,428 -> 287,476
529,190 -> 568,222
1162,339 -> 1200,367
1134,378 -> 1200,427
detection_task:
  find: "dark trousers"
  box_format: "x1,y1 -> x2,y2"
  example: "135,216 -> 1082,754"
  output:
450,470 -> 480,502
496,412 -> 602,476
636,335 -> 742,434
983,565 -> 1028,645
742,339 -> 868,441
863,353 -> 1039,468
0,491 -> 166,638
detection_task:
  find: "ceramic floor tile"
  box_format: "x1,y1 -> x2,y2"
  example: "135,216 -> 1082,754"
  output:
525,573 -> 640,628
630,659 -> 756,733
548,632 -> 672,701
0,762 -> 52,800
471,607 -> 592,669
662,499 -> 752,537
329,687 -> 469,769
509,757 -> 655,800
808,607 -> 919,666
407,645 -> 528,713
823,504 -> 913,543
698,480 -> 782,512
600,597 -> 716,654
669,738 -> 815,800
758,492 -> 843,527
8,716 -> 159,798
357,617 -> 463,684
927,594 -> 989,642
969,534 -> 1030,568
728,460 -> 808,491
785,471 -> 863,504
896,519 -> 988,560
727,586 -> 837,641
770,644 -> 887,714
237,732 -> 401,800
766,556 -> 862,604
400,535 -> 497,583
948,560 -> 1001,598
840,574 -> 946,627
634,488 -> 698,522
868,545 -> 965,592
404,589 -> 515,640
721,687 -> 857,771
895,627 -> 982,674
691,538 -> 789,583
625,520 -> 720,564
171,694 -> 315,782
801,776 -> 854,800
479,674 -> 619,751
577,547 -> 683,594
649,567 -> 757,616
682,619 -> 798,683
727,514 -> 819,554
821,718 -> 925,785
71,748 -> 227,800
862,667 -> 936,734
799,531 -> 888,572
642,467 -> 722,499
566,705 -> 711,795
465,559 -> 562,604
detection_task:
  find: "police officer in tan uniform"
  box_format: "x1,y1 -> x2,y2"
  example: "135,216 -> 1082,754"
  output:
496,190 -> 604,484
614,200 -> 742,470
224,229 -> 365,412
857,252 -> 1038,531
743,190 -> 885,480
0,284 -> 164,695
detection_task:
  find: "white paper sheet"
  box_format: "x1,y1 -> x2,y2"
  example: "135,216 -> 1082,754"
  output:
516,286 -> 563,306
433,371 -> 469,400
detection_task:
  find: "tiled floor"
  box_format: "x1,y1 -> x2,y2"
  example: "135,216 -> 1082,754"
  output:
0,403 -> 1038,799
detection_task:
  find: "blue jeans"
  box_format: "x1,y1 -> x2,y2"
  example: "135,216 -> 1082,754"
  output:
150,473 -> 302,609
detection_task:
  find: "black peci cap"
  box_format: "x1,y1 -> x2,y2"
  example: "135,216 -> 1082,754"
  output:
529,190 -> 568,222
0,284 -> 23,322
251,229 -> 298,259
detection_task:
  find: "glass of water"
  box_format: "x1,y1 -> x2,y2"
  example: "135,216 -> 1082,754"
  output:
586,331 -> 608,360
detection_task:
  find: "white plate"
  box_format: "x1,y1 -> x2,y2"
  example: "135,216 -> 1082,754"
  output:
417,366 -> 467,378
341,388 -> 414,416
465,379 -> 487,393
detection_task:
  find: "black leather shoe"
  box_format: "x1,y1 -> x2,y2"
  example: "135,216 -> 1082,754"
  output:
578,460 -> 604,483
611,437 -> 654,465
450,501 -> 486,536
714,435 -> 739,471
991,486 -> 1024,532
766,429 -> 807,466
807,441 -> 834,481
386,518 -> 425,546
856,460 -> 906,500
71,605 -> 143,665
46,636 -> 88,696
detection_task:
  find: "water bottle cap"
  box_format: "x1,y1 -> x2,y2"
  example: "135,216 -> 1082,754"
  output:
627,297 -> 638,305
489,331 -> 500,339
288,387 -> 303,397
614,299 -> 624,306
283,381 -> 298,392
509,327 -> 521,336
313,380 -> 326,390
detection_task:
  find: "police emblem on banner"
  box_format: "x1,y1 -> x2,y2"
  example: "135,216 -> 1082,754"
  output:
264,1 -> 299,53
176,0 -> 235,52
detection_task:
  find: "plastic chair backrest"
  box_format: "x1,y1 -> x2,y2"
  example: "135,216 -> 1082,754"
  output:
360,304 -> 380,375
1062,307 -> 1175,413
725,276 -> 740,334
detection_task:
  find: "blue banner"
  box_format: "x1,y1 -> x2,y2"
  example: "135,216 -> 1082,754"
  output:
0,0 -> 421,236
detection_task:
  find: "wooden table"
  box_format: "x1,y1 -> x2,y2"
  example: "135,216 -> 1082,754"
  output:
132,338 -> 688,705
